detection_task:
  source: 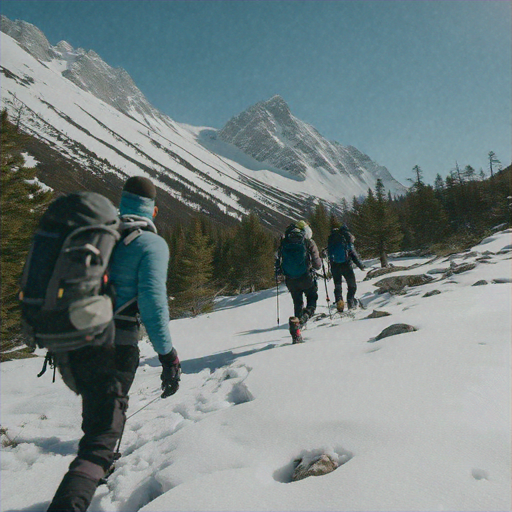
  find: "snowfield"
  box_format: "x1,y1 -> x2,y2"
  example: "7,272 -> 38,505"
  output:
1,230 -> 511,512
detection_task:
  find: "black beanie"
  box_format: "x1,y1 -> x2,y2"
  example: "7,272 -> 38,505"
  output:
123,176 -> 157,199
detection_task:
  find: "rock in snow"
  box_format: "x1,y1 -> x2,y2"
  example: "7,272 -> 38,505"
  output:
375,323 -> 418,341
365,310 -> 392,319
423,289 -> 442,297
374,274 -> 434,294
292,454 -> 339,482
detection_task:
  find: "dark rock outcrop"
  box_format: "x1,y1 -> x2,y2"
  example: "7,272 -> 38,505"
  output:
364,266 -> 409,281
365,310 -> 392,319
374,274 -> 434,294
374,324 -> 417,341
423,289 -> 441,297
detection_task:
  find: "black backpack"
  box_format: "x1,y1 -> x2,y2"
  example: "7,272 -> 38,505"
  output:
19,192 -> 122,353
327,227 -> 351,264
279,224 -> 310,278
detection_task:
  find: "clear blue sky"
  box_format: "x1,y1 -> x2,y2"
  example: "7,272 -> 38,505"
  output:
1,0 -> 510,185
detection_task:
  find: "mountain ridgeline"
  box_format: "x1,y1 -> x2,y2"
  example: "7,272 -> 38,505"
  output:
218,94 -> 403,189
1,15 -> 406,232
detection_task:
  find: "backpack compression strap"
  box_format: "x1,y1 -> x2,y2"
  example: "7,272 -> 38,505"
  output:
114,297 -> 139,322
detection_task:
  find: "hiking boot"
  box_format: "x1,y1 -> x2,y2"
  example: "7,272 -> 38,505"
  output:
288,316 -> 303,344
299,307 -> 315,327
347,299 -> 357,310
299,311 -> 310,326
336,299 -> 345,313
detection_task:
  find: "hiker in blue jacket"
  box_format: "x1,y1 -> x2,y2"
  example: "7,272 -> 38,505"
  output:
48,177 -> 180,512
275,220 -> 322,343
326,224 -> 365,312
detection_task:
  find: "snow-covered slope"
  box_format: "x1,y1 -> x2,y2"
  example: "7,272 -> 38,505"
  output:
1,229 -> 510,512
1,16 -> 406,229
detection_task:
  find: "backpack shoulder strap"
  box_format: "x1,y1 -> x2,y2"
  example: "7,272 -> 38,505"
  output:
120,215 -> 157,246
338,227 -> 352,244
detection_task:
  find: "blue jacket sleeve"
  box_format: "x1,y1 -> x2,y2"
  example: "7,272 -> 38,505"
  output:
137,235 -> 173,355
348,244 -> 365,270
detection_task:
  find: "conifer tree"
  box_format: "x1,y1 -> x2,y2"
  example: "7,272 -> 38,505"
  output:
405,183 -> 449,247
173,217 -> 214,316
409,165 -> 424,189
488,151 -> 501,178
463,165 -> 476,182
229,213 -> 274,293
307,202 -> 330,251
1,110 -> 52,348
338,198 -> 350,227
351,180 -> 403,266
163,222 -> 187,298
212,225 -> 236,292
433,174 -> 445,205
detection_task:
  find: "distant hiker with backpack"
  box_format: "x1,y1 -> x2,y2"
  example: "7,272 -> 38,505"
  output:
275,220 -> 322,343
326,224 -> 365,312
20,177 -> 180,512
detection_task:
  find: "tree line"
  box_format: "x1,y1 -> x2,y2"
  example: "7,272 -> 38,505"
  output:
1,108 -> 510,349
1,110 -> 53,354
161,156 -> 510,318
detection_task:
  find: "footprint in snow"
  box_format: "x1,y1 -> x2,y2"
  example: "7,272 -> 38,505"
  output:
471,468 -> 489,481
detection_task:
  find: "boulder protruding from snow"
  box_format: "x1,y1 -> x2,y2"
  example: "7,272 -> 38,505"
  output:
423,289 -> 441,297
365,310 -> 392,319
292,454 -> 338,482
375,324 -> 417,341
444,262 -> 477,277
374,274 -> 434,294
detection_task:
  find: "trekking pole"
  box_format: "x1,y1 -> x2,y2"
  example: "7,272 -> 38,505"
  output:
115,393 -> 161,453
321,259 -> 332,320
100,393 -> 162,485
275,271 -> 280,325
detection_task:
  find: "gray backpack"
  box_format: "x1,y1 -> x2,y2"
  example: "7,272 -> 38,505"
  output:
20,192 -> 121,352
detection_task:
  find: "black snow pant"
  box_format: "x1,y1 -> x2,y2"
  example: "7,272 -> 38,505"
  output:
330,262 -> 357,306
48,333 -> 140,512
285,273 -> 318,319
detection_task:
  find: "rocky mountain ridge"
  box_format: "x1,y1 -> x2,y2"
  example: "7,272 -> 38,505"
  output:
219,95 -> 404,195
1,15 -> 406,231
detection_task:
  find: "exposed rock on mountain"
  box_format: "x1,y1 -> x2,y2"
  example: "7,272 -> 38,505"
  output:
1,15 -> 174,127
219,95 -> 406,196
1,16 -> 53,62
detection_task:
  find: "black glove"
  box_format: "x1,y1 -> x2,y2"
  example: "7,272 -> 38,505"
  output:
358,264 -> 366,271
159,347 -> 181,398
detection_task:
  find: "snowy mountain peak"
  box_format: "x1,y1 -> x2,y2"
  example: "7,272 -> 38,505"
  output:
218,96 -> 406,195
260,94 -> 292,118
54,40 -> 74,53
0,16 -> 173,125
